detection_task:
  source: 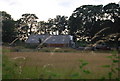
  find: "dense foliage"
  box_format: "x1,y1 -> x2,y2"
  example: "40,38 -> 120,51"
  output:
1,3 -> 120,47
1,11 -> 17,43
68,3 -> 120,47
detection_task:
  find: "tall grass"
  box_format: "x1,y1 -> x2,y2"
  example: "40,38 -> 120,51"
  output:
2,55 -> 19,79
101,51 -> 120,80
2,46 -> 120,79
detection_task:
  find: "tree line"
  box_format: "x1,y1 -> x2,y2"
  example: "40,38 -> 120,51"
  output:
1,2 -> 120,47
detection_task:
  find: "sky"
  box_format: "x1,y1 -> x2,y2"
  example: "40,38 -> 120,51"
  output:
0,0 -> 120,21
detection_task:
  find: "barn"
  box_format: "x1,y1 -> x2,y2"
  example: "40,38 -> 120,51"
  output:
26,34 -> 75,47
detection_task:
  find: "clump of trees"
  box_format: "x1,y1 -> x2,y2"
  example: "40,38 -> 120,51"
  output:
1,2 -> 120,48
68,3 -> 120,47
38,15 -> 68,35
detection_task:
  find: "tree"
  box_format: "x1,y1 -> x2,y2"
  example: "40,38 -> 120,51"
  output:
1,11 -> 17,43
38,15 -> 68,35
47,18 -> 54,34
17,13 -> 38,41
91,3 -> 120,50
54,15 -> 68,35
68,3 -> 120,50
38,21 -> 51,34
91,3 -> 120,45
94,3 -> 120,50
104,3 -> 120,33
38,21 -> 46,34
68,5 -> 103,41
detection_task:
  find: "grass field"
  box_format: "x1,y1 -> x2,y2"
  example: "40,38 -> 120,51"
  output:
2,46 -> 120,79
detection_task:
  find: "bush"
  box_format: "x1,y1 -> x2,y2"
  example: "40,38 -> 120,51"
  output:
25,43 -> 38,49
76,41 -> 88,47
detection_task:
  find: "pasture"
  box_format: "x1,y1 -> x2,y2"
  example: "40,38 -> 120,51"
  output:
2,46 -> 120,79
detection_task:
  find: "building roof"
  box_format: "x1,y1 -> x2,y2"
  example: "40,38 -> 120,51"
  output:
26,34 -> 73,44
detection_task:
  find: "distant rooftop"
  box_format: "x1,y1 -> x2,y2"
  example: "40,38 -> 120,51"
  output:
26,34 -> 73,44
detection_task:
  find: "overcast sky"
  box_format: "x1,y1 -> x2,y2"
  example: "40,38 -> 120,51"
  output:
0,0 -> 119,21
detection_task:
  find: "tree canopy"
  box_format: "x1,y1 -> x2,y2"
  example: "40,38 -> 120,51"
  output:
1,2 -> 120,47
16,13 -> 38,41
1,11 -> 17,43
68,3 -> 120,46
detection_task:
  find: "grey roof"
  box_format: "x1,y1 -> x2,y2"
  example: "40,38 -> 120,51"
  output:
26,34 -> 72,44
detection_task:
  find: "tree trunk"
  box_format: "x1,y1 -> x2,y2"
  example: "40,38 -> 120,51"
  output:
29,24 -> 32,35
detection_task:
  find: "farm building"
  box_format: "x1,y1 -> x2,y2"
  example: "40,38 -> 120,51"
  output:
26,34 -> 75,47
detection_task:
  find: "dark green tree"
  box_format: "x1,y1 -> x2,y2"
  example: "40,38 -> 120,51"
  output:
68,3 -> 120,47
1,11 -> 17,43
92,3 -> 120,46
68,5 -> 103,42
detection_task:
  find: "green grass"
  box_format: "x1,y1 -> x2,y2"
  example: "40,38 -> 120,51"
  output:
2,58 -> 119,79
0,47 -> 2,80
2,55 -> 19,79
2,48 -> 11,53
3,56 -> 118,79
20,66 -> 62,79
3,45 -> 113,53
10,64 -> 118,79
2,46 -> 119,79
2,47 -> 19,79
